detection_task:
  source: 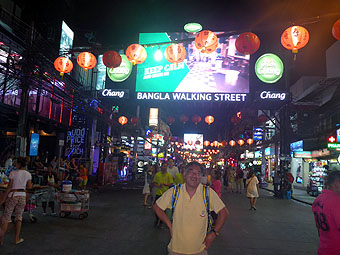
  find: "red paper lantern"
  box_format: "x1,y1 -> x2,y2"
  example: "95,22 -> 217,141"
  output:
238,139 -> 245,146
54,57 -> 73,76
192,115 -> 202,125
165,44 -> 187,64
118,116 -> 128,126
204,141 -> 210,147
166,116 -> 175,125
281,26 -> 309,54
332,18 -> 340,40
221,141 -> 227,147
229,140 -> 236,147
77,52 -> 97,71
247,138 -> 254,145
205,115 -> 214,125
235,32 -> 260,55
103,51 -> 122,68
126,44 -> 147,65
212,141 -> 219,147
257,114 -> 267,123
130,116 -> 140,126
180,115 -> 189,124
231,116 -> 240,124
195,30 -> 219,54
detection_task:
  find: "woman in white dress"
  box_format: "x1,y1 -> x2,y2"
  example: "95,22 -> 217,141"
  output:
246,170 -> 259,210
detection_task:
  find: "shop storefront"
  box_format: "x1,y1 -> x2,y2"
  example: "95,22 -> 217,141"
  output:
305,149 -> 340,196
291,151 -> 312,188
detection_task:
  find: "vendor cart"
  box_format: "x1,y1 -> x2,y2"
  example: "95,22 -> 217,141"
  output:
57,190 -> 89,220
26,186 -> 49,223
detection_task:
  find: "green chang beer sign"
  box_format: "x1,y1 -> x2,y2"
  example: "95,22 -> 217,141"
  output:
255,53 -> 284,84
107,54 -> 133,82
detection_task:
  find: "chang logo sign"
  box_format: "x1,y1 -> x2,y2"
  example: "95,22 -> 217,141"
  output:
107,54 -> 132,82
255,53 -> 284,84
260,91 -> 286,101
101,89 -> 129,99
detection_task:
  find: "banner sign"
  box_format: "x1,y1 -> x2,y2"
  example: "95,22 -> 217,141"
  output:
256,91 -> 288,101
137,92 -> 247,102
328,143 -> 340,149
101,89 -> 129,99
253,127 -> 264,141
294,151 -> 312,158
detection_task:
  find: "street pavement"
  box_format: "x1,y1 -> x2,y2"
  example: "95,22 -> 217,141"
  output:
0,185 -> 319,255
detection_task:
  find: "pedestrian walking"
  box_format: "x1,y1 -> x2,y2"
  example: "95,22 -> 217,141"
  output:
235,168 -> 243,194
0,157 -> 32,245
174,164 -> 185,185
152,162 -> 173,228
143,165 -> 152,206
312,171 -> 340,255
273,172 -> 280,197
228,168 -> 236,193
211,170 -> 222,198
223,169 -> 228,188
42,165 -> 58,216
167,159 -> 179,180
246,170 -> 259,210
242,168 -> 249,189
153,162 -> 229,255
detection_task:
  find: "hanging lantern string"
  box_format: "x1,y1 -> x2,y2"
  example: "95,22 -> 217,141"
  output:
57,12 -> 340,61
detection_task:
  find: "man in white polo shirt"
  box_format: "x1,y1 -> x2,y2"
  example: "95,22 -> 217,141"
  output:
154,162 -> 229,255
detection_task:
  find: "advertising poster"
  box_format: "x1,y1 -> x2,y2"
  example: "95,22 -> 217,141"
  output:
136,32 -> 249,102
184,133 -> 204,150
59,21 -> 74,57
29,133 -> 40,156
96,55 -> 106,90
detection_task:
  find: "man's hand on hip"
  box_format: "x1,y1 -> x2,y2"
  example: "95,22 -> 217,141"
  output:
203,232 -> 216,250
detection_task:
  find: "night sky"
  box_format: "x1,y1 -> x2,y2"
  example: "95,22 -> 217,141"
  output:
15,0 -> 340,139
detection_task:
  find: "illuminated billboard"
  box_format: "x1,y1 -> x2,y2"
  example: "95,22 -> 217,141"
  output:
184,133 -> 203,150
136,32 -> 249,102
59,21 -> 74,57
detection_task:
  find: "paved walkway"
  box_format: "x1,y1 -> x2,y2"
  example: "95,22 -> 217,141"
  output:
263,183 -> 316,205
0,185 -> 319,255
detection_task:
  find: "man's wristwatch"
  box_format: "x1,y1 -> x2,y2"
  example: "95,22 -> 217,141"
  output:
211,229 -> 219,237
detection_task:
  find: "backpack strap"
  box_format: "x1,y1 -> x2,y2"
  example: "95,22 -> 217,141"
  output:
171,184 -> 181,215
203,185 -> 213,234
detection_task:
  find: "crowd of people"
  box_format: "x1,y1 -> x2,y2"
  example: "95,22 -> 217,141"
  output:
0,155 -> 89,245
142,159 -> 260,228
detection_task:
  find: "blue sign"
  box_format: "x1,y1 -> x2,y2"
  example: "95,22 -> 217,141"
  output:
253,127 -> 263,141
337,129 -> 340,143
29,133 -> 40,156
265,147 -> 271,156
290,140 -> 303,152
145,129 -> 152,137
255,151 -> 262,158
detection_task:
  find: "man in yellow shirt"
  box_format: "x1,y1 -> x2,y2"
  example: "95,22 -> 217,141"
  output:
174,164 -> 186,185
153,162 -> 174,227
153,162 -> 229,255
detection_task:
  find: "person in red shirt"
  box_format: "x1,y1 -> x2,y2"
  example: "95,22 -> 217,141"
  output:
312,171 -> 340,255
211,170 -> 222,198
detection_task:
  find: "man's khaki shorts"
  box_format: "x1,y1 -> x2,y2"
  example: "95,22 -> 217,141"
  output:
168,248 -> 208,255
